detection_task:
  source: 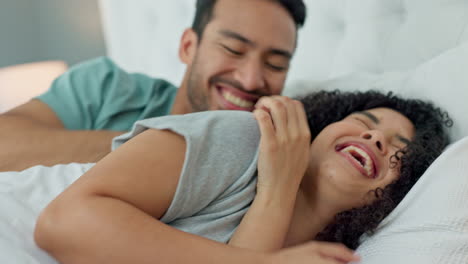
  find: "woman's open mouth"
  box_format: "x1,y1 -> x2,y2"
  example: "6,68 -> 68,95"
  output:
336,143 -> 378,179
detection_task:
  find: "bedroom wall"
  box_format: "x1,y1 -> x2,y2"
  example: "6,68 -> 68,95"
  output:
0,0 -> 106,68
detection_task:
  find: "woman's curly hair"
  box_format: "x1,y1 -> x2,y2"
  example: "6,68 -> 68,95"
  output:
297,90 -> 452,249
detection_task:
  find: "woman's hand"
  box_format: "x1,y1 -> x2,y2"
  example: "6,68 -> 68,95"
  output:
253,96 -> 311,197
269,241 -> 361,264
229,96 -> 311,251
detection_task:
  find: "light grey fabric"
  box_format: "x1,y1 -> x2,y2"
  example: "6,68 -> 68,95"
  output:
113,110 -> 260,242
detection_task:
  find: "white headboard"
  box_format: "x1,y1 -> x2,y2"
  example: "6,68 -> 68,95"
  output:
99,0 -> 468,87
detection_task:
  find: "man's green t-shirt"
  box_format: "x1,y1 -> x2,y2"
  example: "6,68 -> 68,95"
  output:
36,57 -> 178,131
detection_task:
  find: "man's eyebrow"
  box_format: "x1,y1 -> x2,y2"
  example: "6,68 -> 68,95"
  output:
219,30 -> 253,45
355,111 -> 412,145
219,30 -> 292,59
270,49 -> 292,59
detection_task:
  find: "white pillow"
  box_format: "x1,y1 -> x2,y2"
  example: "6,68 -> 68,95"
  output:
283,42 -> 468,263
285,41 -> 468,142
354,136 -> 468,263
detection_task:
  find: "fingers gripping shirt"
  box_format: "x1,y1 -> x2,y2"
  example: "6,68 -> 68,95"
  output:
113,111 -> 260,242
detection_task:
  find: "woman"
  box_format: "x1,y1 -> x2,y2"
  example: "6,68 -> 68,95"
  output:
34,90 -> 450,264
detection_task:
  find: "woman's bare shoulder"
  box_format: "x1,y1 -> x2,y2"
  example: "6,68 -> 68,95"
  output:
56,128 -> 186,219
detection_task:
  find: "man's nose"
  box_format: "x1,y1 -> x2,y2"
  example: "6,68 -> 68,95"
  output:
361,130 -> 388,155
235,59 -> 266,92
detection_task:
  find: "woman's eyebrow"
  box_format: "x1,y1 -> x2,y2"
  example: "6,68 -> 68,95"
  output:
355,111 -> 380,124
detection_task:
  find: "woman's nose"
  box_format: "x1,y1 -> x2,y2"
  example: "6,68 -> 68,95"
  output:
361,130 -> 387,155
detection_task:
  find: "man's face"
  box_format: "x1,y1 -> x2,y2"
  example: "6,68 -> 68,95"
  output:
180,0 -> 297,112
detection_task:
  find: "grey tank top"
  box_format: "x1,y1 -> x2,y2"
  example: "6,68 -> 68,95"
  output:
112,110 -> 260,243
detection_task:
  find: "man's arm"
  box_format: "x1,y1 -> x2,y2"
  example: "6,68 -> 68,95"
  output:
0,99 -> 124,171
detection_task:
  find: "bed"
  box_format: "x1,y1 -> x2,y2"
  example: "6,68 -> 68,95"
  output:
1,0 -> 467,263
100,0 -> 468,262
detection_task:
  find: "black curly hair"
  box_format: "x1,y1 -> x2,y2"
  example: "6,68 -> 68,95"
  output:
296,90 -> 452,249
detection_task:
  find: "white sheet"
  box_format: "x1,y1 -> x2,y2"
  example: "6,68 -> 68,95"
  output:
0,163 -> 94,264
1,137 -> 467,263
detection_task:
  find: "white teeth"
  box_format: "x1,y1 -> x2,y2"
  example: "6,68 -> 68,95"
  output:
341,145 -> 374,177
222,91 -> 254,108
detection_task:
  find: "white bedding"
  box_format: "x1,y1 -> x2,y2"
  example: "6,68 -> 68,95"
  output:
355,136 -> 468,263
0,163 -> 94,264
1,138 -> 468,263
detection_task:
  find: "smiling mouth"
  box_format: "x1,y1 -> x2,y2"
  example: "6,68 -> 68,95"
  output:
222,90 -> 254,108
216,85 -> 258,111
336,144 -> 377,178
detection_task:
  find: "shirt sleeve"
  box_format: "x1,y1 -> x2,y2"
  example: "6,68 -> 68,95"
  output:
36,57 -> 177,131
112,111 -> 260,242
113,111 -> 260,221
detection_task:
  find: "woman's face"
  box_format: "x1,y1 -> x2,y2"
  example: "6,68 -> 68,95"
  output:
308,107 -> 415,210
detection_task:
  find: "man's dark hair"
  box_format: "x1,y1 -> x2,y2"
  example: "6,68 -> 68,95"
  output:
297,90 -> 452,249
191,0 -> 307,39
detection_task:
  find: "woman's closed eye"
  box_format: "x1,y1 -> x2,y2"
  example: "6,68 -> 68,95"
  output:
354,117 -> 370,128
390,140 -> 407,152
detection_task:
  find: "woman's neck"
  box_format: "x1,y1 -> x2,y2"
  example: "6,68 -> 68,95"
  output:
283,178 -> 340,247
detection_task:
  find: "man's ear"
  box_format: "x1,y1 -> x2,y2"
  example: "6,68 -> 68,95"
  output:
179,28 -> 199,65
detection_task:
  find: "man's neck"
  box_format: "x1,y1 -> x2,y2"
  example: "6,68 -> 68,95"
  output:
170,86 -> 192,115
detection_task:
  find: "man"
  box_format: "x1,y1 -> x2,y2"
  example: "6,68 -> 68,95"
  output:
0,0 -> 306,171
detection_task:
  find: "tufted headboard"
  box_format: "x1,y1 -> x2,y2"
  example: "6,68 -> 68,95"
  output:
99,0 -> 468,87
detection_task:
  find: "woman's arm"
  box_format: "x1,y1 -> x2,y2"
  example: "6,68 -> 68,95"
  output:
228,98 -> 360,263
34,129 -> 266,264
229,97 -> 311,251
34,116 -> 358,264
